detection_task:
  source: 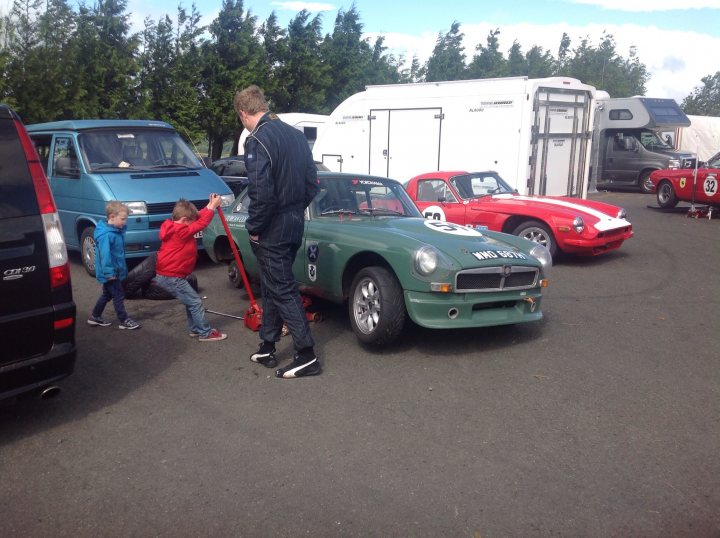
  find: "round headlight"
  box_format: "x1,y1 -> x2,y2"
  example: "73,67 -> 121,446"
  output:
616,208 -> 627,219
414,246 -> 438,276
529,244 -> 552,270
572,216 -> 584,233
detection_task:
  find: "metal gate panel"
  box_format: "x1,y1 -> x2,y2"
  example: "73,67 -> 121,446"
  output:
530,87 -> 592,196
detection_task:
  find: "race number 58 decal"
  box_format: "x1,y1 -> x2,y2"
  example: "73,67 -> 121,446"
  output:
422,205 -> 446,221
704,175 -> 718,197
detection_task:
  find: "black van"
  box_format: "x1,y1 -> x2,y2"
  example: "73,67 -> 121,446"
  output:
0,104 -> 76,400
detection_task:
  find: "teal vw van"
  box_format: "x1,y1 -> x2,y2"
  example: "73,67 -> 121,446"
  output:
26,120 -> 234,275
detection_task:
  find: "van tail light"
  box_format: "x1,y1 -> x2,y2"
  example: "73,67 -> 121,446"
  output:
15,118 -> 71,289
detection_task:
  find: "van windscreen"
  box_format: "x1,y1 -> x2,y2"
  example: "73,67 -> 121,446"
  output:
79,129 -> 202,172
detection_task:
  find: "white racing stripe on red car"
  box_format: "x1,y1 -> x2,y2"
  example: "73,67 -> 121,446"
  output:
492,194 -> 630,232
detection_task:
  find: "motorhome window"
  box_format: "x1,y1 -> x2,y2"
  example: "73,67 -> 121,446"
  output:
303,127 -> 318,142
609,109 -> 633,120
646,104 -> 685,124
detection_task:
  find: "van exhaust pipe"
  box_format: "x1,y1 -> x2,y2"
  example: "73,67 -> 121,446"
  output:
40,386 -> 62,400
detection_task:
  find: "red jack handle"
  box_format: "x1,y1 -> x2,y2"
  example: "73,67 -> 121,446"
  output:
216,206 -> 260,313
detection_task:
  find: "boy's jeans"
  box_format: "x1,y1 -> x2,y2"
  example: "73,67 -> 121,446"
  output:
92,279 -> 128,321
155,275 -> 211,337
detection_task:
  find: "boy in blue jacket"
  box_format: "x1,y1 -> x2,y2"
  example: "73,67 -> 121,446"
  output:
88,201 -> 141,330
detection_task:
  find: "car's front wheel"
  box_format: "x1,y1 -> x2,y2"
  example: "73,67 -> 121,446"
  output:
348,266 -> 406,346
656,180 -> 679,209
80,227 -> 96,276
512,220 -> 557,257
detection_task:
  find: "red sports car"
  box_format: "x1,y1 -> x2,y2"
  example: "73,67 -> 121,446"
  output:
649,152 -> 720,209
406,171 -> 633,256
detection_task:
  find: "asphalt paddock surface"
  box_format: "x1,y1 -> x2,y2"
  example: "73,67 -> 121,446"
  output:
1,192 -> 719,537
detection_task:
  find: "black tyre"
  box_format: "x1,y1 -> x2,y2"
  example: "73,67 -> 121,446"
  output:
512,220 -> 557,257
80,226 -> 96,276
142,281 -> 174,300
123,253 -> 157,298
640,170 -> 655,194
348,266 -> 406,346
656,180 -> 679,209
228,260 -> 244,288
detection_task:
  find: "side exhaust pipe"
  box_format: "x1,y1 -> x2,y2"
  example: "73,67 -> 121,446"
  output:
40,386 -> 62,400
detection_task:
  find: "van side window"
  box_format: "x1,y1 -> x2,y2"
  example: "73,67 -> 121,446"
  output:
53,137 -> 80,178
31,135 -> 53,173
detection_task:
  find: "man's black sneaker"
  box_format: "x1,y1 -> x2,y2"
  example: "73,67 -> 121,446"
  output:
250,343 -> 277,368
276,354 -> 321,379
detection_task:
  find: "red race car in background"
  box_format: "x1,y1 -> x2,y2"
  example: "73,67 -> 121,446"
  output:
405,171 -> 633,257
649,151 -> 720,209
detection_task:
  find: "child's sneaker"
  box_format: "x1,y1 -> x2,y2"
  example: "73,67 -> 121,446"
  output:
250,342 -> 277,368
275,354 -> 321,379
119,318 -> 141,330
198,329 -> 227,342
87,316 -> 111,327
188,331 -> 202,338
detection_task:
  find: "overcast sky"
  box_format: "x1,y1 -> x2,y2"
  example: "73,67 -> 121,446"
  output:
3,0 -> 720,103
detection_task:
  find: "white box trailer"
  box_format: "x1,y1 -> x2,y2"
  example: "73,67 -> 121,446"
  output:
312,76 -> 596,197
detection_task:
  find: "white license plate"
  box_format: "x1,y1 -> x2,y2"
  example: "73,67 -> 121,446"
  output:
194,231 -> 203,239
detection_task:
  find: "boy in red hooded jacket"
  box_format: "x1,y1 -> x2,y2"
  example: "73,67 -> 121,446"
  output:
155,194 -> 226,341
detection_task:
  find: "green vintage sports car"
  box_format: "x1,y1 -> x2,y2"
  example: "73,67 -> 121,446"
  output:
203,172 -> 552,346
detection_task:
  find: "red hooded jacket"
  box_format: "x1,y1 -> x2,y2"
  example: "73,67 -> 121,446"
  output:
156,207 -> 214,278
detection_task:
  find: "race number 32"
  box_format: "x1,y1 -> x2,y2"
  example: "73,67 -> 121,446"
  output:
704,175 -> 717,197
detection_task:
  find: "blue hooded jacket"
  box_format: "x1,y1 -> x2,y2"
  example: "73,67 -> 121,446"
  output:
94,219 -> 128,283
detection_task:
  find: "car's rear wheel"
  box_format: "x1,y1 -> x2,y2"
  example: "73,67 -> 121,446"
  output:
657,180 -> 679,209
80,227 -> 96,276
640,170 -> 655,194
348,266 -> 405,345
512,220 -> 557,257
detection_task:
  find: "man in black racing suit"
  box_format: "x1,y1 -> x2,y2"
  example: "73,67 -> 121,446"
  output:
234,85 -> 321,378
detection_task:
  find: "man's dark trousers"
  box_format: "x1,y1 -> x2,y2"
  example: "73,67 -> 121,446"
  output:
249,210 -> 314,349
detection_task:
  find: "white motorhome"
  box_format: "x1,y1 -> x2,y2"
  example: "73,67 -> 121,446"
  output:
237,112 -> 328,152
312,77 -> 596,197
590,94 -> 695,193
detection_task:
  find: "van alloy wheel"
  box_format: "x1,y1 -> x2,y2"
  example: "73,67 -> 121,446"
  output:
80,227 -> 97,276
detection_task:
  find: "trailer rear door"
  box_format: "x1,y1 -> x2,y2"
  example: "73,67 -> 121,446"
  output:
369,108 -> 442,180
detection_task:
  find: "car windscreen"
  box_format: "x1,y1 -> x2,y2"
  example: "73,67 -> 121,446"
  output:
313,176 -> 423,217
0,118 -> 39,218
450,173 -> 513,199
79,129 -> 203,172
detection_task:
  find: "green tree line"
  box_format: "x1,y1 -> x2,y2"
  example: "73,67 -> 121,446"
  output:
1,1 -> 717,156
